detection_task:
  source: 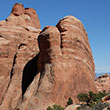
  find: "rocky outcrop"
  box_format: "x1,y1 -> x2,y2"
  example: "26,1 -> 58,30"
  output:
0,3 -> 41,110
95,73 -> 110,92
18,16 -> 96,110
7,3 -> 41,29
0,3 -> 96,110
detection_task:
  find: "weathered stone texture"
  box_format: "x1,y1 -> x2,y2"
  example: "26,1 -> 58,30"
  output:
18,16 -> 96,110
0,4 -> 96,110
0,3 -> 41,110
95,73 -> 110,92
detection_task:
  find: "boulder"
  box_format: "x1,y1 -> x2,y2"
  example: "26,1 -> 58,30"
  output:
65,104 -> 80,110
102,95 -> 110,103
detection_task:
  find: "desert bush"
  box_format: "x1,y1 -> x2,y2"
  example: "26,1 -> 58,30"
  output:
47,106 -> 53,110
77,90 -> 110,110
77,104 -> 93,110
47,104 -> 64,110
77,93 -> 89,104
77,90 -> 108,106
97,90 -> 107,100
93,102 -> 109,110
77,102 -> 109,110
66,97 -> 73,106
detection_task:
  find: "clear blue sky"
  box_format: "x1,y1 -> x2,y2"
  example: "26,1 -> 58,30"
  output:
0,0 -> 110,73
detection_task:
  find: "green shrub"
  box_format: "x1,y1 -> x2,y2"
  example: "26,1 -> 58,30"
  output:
97,91 -> 107,100
53,104 -> 64,110
93,102 -> 109,110
47,106 -> 53,110
77,93 -> 89,105
47,104 -> 64,110
89,91 -> 97,101
77,104 -> 93,110
66,97 -> 73,106
77,90 -> 108,107
77,102 -> 109,110
77,90 -> 110,110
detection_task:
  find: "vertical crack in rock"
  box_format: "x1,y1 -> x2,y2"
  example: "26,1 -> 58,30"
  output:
60,33 -> 63,53
10,53 -> 17,78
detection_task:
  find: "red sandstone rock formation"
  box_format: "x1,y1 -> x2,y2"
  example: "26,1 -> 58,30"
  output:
0,3 -> 41,110
11,3 -> 24,16
7,3 -> 41,29
18,16 -> 97,110
0,3 -> 96,110
95,73 -> 110,92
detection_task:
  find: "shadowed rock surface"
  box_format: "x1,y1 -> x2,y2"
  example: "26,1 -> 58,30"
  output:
0,3 -> 96,110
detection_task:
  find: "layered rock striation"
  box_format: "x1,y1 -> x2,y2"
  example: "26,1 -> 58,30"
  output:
18,16 -> 97,110
95,73 -> 110,92
0,3 -> 41,110
0,3 -> 96,110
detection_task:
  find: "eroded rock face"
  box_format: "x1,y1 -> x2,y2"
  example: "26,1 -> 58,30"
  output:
18,16 -> 96,110
0,3 -> 41,110
95,73 -> 110,92
7,3 -> 41,29
38,15 -> 96,104
0,3 -> 96,110
11,3 -> 24,16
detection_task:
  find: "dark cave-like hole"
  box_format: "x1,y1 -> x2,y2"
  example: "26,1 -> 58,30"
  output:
22,54 -> 39,96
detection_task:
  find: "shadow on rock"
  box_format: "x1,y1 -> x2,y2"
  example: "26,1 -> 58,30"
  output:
22,54 -> 39,96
